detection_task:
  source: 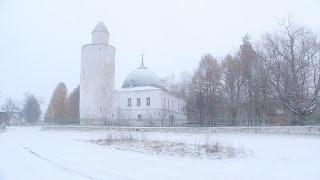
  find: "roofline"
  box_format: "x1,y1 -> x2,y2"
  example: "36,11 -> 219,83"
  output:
121,84 -> 167,90
118,87 -> 161,92
81,44 -> 115,50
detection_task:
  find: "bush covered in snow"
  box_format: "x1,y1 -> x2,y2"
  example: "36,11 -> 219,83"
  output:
89,132 -> 246,159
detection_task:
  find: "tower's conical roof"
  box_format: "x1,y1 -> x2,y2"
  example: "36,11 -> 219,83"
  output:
92,22 -> 109,34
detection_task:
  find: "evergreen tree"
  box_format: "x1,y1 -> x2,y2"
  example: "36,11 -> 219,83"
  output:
238,35 -> 262,125
22,94 -> 41,124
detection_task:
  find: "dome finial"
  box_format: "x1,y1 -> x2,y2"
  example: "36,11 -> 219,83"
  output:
139,52 -> 147,69
141,52 -> 144,66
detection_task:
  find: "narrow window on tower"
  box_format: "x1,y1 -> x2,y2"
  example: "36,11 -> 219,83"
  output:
164,98 -> 166,107
146,97 -> 151,106
137,98 -> 141,107
127,98 -> 131,107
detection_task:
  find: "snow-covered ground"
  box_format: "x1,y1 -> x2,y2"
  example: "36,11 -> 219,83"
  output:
0,127 -> 320,180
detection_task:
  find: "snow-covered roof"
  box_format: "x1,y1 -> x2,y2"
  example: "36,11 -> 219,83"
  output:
122,61 -> 166,90
119,86 -> 160,92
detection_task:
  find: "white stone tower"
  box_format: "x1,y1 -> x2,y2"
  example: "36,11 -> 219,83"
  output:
80,22 -> 115,125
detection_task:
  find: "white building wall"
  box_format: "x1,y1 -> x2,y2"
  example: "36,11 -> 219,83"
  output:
80,31 -> 115,123
117,88 -> 162,119
115,87 -> 187,126
92,31 -> 109,44
159,91 -> 187,122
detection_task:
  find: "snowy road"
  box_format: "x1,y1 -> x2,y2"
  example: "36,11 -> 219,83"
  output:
0,127 -> 320,180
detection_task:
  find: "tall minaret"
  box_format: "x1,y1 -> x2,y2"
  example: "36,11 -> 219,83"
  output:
80,22 -> 115,125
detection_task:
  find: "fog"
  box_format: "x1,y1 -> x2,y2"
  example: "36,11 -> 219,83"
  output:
0,0 -> 319,106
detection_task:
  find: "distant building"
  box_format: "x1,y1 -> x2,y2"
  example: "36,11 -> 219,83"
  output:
80,22 -> 187,126
0,112 -> 9,128
8,112 -> 24,125
0,111 -> 24,126
266,108 -> 289,126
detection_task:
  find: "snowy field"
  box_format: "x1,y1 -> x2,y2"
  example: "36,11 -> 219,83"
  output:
0,127 -> 320,180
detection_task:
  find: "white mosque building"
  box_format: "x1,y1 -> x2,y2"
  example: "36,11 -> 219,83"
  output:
80,22 -> 187,126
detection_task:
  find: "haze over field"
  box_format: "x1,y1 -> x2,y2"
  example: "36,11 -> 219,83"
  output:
1,0 -> 320,105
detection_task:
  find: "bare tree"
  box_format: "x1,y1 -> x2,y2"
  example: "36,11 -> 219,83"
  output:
156,109 -> 170,127
145,109 -> 154,120
162,71 -> 192,99
222,54 -> 244,125
117,108 -> 133,125
178,71 -> 192,99
188,54 -> 222,126
256,18 -> 320,124
162,74 -> 179,94
2,97 -> 20,115
145,109 -> 169,127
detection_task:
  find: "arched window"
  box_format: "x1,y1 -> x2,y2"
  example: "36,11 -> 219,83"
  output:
146,97 -> 151,106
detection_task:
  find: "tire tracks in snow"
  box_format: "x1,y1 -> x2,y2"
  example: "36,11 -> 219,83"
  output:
21,145 -> 133,180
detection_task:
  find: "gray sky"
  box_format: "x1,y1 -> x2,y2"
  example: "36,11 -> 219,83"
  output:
0,0 -> 319,107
